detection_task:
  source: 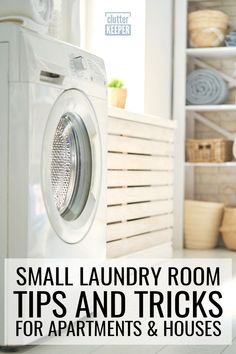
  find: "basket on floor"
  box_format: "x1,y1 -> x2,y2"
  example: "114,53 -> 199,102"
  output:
188,10 -> 229,48
220,186 -> 236,250
185,200 -> 224,249
220,207 -> 236,250
186,139 -> 233,163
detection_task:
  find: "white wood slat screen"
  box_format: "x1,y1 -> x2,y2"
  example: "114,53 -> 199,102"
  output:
107,109 -> 176,258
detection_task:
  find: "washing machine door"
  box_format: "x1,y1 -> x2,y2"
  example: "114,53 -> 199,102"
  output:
42,89 -> 102,244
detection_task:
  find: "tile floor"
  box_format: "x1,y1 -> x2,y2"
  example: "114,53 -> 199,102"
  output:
2,248 -> 236,354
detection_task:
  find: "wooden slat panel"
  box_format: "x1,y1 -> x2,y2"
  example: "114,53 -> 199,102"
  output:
107,214 -> 174,241
108,117 -> 175,142
107,228 -> 173,258
108,170 -> 173,187
107,200 -> 173,223
108,135 -> 174,156
108,153 -> 174,170
107,110 -> 175,257
107,185 -> 173,205
108,107 -> 177,129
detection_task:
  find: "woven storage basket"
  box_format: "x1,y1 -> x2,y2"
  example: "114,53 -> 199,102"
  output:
186,139 -> 233,163
189,28 -> 227,48
185,200 -> 224,249
189,21 -> 228,32
188,10 -> 229,22
220,207 -> 236,250
188,10 -> 229,47
188,10 -> 229,29
220,186 -> 236,250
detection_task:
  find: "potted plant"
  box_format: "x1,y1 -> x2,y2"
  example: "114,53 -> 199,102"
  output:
107,78 -> 127,109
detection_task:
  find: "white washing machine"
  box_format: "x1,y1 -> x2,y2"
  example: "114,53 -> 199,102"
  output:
0,23 -> 107,345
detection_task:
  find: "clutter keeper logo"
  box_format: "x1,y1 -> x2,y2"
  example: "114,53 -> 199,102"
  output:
105,12 -> 131,36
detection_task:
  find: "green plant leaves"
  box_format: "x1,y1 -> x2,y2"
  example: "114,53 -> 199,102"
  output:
107,78 -> 124,88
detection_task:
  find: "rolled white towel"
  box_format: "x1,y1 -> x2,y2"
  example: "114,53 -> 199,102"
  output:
0,0 -> 53,25
186,69 -> 228,105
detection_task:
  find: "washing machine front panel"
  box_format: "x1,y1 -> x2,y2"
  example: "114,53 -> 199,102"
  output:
42,89 -> 102,244
2,24 -> 107,259
9,82 -> 106,259
1,25 -> 107,347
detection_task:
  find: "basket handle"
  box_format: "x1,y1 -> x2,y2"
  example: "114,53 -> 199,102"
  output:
198,144 -> 212,150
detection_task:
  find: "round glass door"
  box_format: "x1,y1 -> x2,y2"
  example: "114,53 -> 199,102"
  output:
50,112 -> 92,222
42,89 -> 102,244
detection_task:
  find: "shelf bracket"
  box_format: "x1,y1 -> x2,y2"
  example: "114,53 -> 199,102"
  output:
191,112 -> 235,140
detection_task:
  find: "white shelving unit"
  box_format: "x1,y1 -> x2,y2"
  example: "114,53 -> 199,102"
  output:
187,47 -> 236,58
185,162 -> 236,168
173,0 -> 236,249
186,104 -> 236,112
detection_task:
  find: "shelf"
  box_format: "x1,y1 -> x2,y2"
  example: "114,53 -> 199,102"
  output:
186,104 -> 236,112
186,47 -> 236,58
185,161 -> 236,167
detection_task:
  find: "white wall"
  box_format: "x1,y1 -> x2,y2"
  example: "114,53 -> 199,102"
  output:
144,0 -> 173,119
83,0 -> 146,113
82,0 -> 174,118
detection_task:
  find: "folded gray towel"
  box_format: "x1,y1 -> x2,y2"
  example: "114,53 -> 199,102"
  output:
186,69 -> 228,105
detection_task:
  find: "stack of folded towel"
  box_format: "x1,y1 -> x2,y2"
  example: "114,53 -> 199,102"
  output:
186,69 -> 228,105
225,32 -> 236,46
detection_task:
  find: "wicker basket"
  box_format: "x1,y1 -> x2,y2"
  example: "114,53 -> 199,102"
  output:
220,186 -> 236,251
189,28 -> 227,48
186,139 -> 233,163
220,207 -> 236,251
185,200 -> 224,249
188,10 -> 229,29
188,10 -> 229,48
